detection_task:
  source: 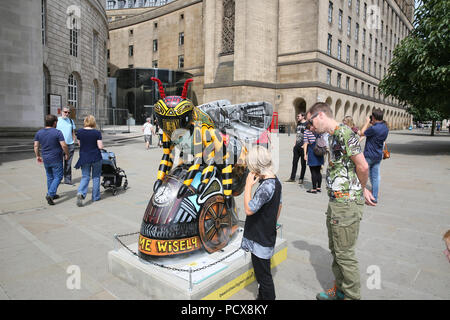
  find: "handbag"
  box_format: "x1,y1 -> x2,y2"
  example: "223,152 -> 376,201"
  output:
382,143 -> 390,160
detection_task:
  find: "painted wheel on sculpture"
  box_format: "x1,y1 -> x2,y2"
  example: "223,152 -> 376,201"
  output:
198,195 -> 232,253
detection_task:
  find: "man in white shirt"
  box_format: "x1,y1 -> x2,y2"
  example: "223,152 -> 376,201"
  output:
142,118 -> 155,149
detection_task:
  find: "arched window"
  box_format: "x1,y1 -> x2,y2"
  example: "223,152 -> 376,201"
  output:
222,0 -> 235,55
68,74 -> 78,108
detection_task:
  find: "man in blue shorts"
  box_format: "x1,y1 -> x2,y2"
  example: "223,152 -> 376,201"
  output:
34,114 -> 69,205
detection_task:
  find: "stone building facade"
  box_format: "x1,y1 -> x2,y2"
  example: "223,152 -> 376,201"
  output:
107,0 -> 414,130
0,0 -> 108,135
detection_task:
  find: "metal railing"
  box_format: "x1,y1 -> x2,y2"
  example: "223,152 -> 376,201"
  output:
71,107 -> 130,134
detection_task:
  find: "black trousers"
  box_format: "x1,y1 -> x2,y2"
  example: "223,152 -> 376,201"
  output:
309,165 -> 322,189
289,144 -> 306,180
251,253 -> 275,300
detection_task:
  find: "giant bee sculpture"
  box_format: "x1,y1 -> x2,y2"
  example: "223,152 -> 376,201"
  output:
138,77 -> 273,259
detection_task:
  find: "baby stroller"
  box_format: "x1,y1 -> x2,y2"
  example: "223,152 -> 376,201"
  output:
100,149 -> 128,195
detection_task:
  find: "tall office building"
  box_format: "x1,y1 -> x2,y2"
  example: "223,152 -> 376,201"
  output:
107,0 -> 414,129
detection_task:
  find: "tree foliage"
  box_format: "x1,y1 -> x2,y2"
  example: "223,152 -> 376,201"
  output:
379,0 -> 450,120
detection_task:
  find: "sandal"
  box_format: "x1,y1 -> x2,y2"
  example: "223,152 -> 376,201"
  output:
306,189 -> 317,194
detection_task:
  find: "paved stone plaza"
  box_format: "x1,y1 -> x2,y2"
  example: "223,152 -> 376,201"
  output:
0,129 -> 449,300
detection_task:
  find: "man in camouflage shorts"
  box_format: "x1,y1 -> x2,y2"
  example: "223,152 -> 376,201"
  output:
306,102 -> 376,300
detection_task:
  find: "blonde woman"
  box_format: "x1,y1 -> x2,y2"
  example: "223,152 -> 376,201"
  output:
342,116 -> 359,135
74,115 -> 104,206
242,146 -> 282,300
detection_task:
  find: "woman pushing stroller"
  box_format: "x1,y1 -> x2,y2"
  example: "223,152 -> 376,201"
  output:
74,115 -> 103,207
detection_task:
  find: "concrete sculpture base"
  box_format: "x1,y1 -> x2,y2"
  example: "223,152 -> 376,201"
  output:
108,228 -> 287,300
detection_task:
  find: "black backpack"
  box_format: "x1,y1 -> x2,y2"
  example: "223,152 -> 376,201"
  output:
313,134 -> 327,156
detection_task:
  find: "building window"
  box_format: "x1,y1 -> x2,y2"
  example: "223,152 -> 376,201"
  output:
355,23 -> 359,42
356,0 -> 360,15
374,61 -> 377,76
92,81 -> 98,112
348,0 -> 352,7
375,38 -> 378,56
92,31 -> 98,65
327,34 -> 332,55
178,55 -> 184,68
337,73 -> 342,88
354,49 -> 358,68
107,1 -> 115,10
41,0 -> 47,45
107,49 -> 110,60
346,45 -> 351,64
362,54 -> 365,71
368,58 -> 371,74
153,39 -> 158,52
361,82 -> 364,94
363,2 -> 367,21
129,45 -> 134,57
354,79 -> 358,92
346,76 -> 350,90
69,17 -> 78,57
369,33 -> 372,51
179,32 -> 184,46
362,28 -> 366,47
337,40 -> 342,60
68,74 -> 78,108
222,0 -> 235,55
338,10 -> 343,30
152,60 -> 158,68
328,1 -> 333,23
154,22 -> 158,28
327,69 -> 332,85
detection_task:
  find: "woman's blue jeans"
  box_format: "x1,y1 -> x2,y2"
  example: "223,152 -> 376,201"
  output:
366,158 -> 381,202
77,160 -> 102,201
44,161 -> 63,197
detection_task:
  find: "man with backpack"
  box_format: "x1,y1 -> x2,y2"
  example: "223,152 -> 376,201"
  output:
305,102 -> 376,301
57,106 -> 77,185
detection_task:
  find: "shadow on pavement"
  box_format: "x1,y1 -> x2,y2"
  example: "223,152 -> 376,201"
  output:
388,140 -> 450,156
291,240 -> 333,291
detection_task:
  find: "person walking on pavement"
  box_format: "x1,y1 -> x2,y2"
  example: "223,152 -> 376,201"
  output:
142,117 -> 155,149
34,114 -> 69,205
303,123 -> 324,193
285,113 -> 308,184
74,115 -> 104,207
306,102 -> 376,300
56,106 -> 77,185
359,108 -> 389,203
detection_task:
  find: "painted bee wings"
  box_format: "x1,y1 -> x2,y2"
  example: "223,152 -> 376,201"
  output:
197,100 -> 273,143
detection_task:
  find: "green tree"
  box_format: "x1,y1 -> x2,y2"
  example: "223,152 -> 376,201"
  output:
379,0 -> 450,135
